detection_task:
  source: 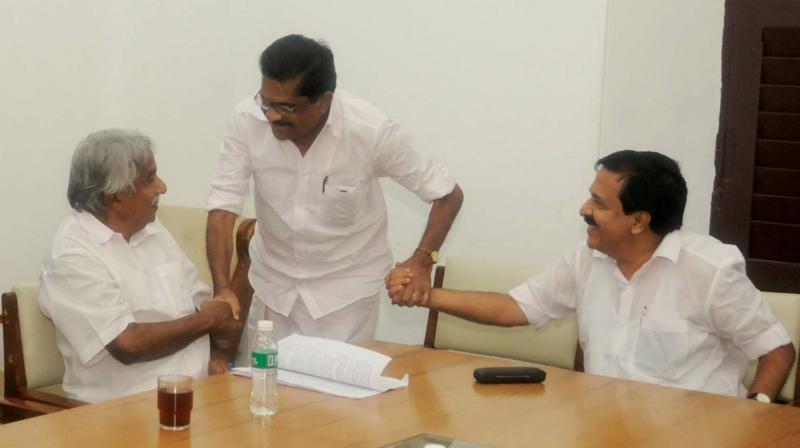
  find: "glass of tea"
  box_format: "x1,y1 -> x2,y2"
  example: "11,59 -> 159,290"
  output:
157,374 -> 194,431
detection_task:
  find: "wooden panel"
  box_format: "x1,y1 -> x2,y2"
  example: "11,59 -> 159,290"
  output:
761,57 -> 800,85
760,85 -> 800,113
751,194 -> 800,225
756,139 -> 800,168
763,28 -> 800,57
752,167 -> 800,196
758,112 -> 800,140
748,258 -> 800,293
749,221 -> 800,262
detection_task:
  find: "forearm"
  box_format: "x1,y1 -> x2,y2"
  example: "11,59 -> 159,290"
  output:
749,342 -> 796,400
206,209 -> 238,293
415,184 -> 463,253
428,288 -> 529,327
107,312 -> 215,365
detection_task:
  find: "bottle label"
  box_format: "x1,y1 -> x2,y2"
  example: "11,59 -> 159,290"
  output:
252,349 -> 277,369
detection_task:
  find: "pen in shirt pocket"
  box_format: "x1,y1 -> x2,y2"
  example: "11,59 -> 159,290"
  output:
322,175 -> 329,193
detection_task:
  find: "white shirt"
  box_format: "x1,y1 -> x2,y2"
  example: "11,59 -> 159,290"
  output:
509,230 -> 790,397
39,212 -> 211,403
207,90 -> 456,319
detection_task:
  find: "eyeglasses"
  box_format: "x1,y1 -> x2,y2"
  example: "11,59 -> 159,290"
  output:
253,91 -> 313,115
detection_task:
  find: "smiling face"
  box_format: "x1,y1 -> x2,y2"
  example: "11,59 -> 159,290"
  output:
112,156 -> 167,237
259,76 -> 332,150
579,168 -> 649,257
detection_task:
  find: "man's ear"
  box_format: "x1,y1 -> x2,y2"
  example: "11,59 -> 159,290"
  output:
318,91 -> 333,111
103,192 -> 120,210
630,211 -> 652,235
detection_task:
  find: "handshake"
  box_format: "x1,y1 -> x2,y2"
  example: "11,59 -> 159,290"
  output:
384,260 -> 434,307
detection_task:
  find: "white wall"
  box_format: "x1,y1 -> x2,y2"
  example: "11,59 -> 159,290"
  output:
0,0 -> 609,346
601,0 -> 725,233
0,1 -> 724,348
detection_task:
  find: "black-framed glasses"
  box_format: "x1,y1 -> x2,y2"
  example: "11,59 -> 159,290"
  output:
253,91 -> 313,115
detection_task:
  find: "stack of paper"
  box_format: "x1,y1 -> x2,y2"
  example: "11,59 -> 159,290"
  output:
232,334 -> 409,399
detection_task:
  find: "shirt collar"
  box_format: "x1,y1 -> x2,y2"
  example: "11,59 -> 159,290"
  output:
651,230 -> 681,263
75,210 -> 160,246
590,230 -> 682,263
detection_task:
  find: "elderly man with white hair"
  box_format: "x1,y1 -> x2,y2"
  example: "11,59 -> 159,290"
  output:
38,129 -> 240,403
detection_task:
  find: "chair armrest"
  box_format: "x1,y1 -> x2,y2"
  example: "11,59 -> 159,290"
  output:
0,395 -> 71,423
17,387 -> 87,408
226,218 -> 257,361
423,266 -> 446,348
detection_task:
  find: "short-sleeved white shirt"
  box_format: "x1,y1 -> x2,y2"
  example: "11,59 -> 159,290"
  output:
39,212 -> 211,403
207,90 -> 456,319
509,230 -> 790,397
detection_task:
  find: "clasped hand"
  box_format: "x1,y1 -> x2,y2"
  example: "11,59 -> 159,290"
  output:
385,257 -> 433,307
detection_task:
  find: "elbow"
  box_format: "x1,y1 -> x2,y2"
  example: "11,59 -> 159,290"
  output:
106,326 -> 146,365
448,184 -> 464,210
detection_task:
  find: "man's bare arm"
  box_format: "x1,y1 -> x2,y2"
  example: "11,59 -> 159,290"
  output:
106,299 -> 240,365
395,184 -> 464,305
206,209 -> 240,318
749,343 -> 795,401
386,267 -> 528,327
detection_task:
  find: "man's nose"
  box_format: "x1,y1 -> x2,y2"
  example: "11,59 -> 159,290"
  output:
579,199 -> 591,216
265,108 -> 285,122
157,176 -> 168,194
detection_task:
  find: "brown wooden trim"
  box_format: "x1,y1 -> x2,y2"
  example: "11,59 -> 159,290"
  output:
17,388 -> 86,408
423,266 -> 446,348
573,344 -> 584,373
0,396 -> 66,423
2,292 -> 28,399
748,258 -> 800,293
226,218 -> 257,361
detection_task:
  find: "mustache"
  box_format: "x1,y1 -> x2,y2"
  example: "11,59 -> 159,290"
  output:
583,214 -> 597,226
270,121 -> 293,126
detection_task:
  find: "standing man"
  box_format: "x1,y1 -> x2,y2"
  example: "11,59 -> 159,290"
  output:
388,150 -> 794,401
206,34 -> 463,351
39,129 -> 240,402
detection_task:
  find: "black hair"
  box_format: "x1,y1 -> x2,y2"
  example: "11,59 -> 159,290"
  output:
595,150 -> 688,236
259,34 -> 337,99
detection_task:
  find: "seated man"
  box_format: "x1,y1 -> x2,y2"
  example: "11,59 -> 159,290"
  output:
387,150 -> 795,402
39,129 -> 240,403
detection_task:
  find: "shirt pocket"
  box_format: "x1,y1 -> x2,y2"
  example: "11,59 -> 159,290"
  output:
633,319 -> 690,377
320,178 -> 366,226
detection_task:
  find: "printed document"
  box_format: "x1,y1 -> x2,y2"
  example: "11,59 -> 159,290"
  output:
232,334 -> 409,399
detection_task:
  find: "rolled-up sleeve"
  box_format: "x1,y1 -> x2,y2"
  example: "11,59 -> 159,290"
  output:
207,110 -> 253,215
707,259 -> 791,360
372,120 -> 456,203
509,252 -> 579,328
39,249 -> 135,366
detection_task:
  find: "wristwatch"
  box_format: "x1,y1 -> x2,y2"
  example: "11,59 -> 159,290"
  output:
415,247 -> 439,264
747,392 -> 771,403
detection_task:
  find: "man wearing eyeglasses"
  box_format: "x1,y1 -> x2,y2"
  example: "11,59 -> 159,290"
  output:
206,34 -> 463,358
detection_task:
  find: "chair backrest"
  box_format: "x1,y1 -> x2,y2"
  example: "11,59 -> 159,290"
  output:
157,205 -> 219,286
744,291 -> 800,405
426,256 -> 579,370
5,284 -> 65,390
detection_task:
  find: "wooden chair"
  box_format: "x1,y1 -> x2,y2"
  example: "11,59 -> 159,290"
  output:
744,291 -> 800,406
1,284 -> 87,423
424,256 -> 583,371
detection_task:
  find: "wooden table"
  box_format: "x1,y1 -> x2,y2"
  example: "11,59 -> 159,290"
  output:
1,341 -> 799,447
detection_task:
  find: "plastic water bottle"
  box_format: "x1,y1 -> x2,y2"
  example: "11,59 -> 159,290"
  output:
250,320 -> 278,416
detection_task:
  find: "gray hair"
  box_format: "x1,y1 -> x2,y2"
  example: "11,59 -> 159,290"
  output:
67,129 -> 154,214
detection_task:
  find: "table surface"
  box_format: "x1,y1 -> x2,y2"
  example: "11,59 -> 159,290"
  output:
1,341 -> 800,447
